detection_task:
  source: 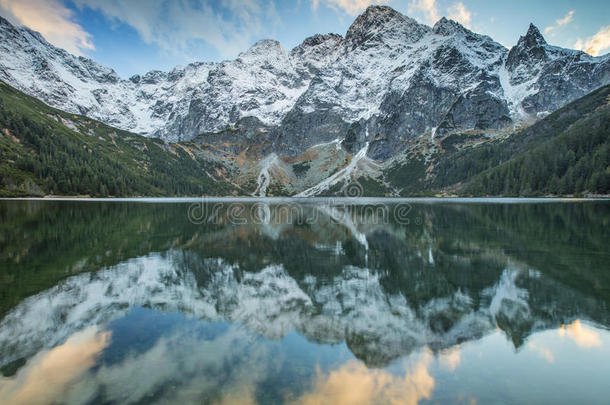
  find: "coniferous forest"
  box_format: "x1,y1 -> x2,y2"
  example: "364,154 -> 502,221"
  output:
0,81 -> 235,197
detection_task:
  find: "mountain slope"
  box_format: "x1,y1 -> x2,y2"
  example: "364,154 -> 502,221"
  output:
0,81 -> 237,197
371,84 -> 610,196
0,6 -> 608,155
441,84 -> 610,196
462,105 -> 610,195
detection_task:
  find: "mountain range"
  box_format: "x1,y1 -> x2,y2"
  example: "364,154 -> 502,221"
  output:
0,5 -> 609,197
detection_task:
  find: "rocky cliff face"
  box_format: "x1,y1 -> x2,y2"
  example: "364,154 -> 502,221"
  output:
0,6 -> 608,156
504,24 -> 610,117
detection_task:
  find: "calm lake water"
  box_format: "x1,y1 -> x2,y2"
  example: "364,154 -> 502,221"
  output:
0,199 -> 609,405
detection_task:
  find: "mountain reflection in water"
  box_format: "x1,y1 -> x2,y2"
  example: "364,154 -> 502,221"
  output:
0,199 -> 609,404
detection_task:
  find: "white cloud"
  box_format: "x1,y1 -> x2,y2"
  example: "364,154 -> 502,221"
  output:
574,25 -> 610,56
527,341 -> 554,364
408,0 -> 440,24
557,10 -> 575,25
408,0 -> 471,27
72,0 -> 278,60
544,10 -> 574,35
0,0 -> 94,55
311,0 -> 389,16
438,346 -> 461,371
447,2 -> 471,28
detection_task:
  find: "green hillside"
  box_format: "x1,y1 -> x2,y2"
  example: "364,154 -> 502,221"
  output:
438,85 -> 610,196
0,81 -> 237,197
383,85 -> 610,197
462,101 -> 610,196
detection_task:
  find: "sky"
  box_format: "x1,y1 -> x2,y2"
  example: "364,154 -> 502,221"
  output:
0,0 -> 609,78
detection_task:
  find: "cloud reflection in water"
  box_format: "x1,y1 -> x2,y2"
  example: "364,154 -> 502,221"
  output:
0,326 -> 110,405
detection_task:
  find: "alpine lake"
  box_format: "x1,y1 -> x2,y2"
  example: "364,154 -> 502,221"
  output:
0,198 -> 609,405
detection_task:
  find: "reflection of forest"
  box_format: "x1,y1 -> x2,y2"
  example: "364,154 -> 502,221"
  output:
2,201 -> 608,313
1,201 -> 608,368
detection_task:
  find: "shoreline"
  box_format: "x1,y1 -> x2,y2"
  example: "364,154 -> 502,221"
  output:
1,196 -> 609,203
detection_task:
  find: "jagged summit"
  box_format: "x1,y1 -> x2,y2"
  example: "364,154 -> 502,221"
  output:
345,5 -> 427,48
433,17 -> 468,36
346,5 -> 422,33
245,39 -> 282,51
240,39 -> 283,56
518,23 -> 547,48
360,4 -> 403,19
346,5 -> 402,38
505,23 -> 549,71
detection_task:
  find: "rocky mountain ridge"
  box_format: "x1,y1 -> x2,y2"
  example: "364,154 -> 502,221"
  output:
1,5 -> 608,158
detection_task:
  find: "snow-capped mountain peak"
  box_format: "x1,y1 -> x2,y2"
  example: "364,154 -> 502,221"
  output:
239,39 -> 284,61
0,6 -> 608,154
505,24 -> 549,71
345,5 -> 429,50
432,17 -> 469,36
520,23 -> 547,47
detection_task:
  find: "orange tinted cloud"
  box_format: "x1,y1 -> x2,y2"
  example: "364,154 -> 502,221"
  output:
0,326 -> 111,405
558,320 -> 602,348
291,352 -> 435,405
0,0 -> 94,55
574,25 -> 610,57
